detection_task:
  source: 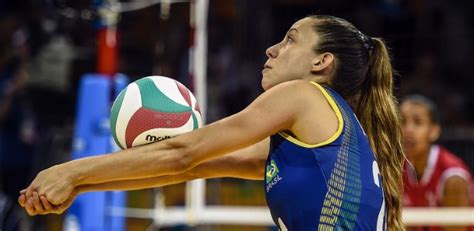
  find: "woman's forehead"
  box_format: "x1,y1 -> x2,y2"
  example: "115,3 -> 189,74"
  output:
402,101 -> 431,116
290,17 -> 315,30
288,17 -> 318,43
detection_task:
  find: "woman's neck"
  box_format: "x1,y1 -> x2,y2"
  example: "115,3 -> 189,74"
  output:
308,75 -> 329,84
409,148 -> 431,180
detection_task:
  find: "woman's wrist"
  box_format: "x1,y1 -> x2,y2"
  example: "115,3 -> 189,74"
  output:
75,184 -> 91,194
64,159 -> 89,187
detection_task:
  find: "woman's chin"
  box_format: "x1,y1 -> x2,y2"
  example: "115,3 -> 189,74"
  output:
261,80 -> 270,91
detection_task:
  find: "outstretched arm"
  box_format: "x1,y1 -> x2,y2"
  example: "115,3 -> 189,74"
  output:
20,139 -> 268,215
75,137 -> 268,192
23,80 -> 311,206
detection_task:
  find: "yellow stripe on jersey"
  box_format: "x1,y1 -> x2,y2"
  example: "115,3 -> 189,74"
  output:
278,81 -> 344,148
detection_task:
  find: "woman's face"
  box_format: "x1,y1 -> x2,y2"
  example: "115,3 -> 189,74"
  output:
400,101 -> 440,160
261,17 -> 319,90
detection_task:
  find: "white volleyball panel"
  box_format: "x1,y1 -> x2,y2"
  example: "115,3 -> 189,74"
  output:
116,83 -> 142,149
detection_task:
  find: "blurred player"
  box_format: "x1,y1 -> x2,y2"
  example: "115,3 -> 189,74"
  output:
401,94 -> 472,231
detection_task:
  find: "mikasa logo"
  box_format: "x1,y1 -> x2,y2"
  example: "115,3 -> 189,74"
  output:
146,135 -> 171,142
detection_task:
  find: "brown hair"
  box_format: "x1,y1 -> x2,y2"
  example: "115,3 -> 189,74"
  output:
402,94 -> 441,124
310,15 -> 405,230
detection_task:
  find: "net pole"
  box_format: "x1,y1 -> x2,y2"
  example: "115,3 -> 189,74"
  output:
185,0 -> 209,226
97,0 -> 119,77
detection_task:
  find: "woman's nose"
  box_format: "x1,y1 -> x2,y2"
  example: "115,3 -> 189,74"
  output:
266,44 -> 278,58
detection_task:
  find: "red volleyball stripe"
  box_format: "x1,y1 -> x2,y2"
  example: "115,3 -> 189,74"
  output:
125,107 -> 191,148
194,102 -> 201,115
175,81 -> 192,106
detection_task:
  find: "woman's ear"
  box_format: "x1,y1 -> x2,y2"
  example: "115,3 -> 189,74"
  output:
311,52 -> 334,74
429,123 -> 441,142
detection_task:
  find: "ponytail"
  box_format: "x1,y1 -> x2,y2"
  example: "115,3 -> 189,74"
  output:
355,38 -> 405,230
309,15 -> 405,229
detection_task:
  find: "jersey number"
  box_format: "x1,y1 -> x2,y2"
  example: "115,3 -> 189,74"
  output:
373,161 -> 386,231
278,217 -> 288,231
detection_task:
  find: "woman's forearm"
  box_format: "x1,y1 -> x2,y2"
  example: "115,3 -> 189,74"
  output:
78,173 -> 194,193
77,157 -> 263,193
74,140 -> 268,193
69,136 -> 192,186
67,129 -> 267,188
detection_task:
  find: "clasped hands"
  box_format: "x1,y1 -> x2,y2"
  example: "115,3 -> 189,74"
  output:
18,164 -> 79,216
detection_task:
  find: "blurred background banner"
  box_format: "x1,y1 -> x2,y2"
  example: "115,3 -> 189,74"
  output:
0,0 -> 472,230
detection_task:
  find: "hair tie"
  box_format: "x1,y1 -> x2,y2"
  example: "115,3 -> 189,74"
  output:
356,31 -> 374,54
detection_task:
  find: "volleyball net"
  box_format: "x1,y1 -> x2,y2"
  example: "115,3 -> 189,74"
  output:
107,190 -> 474,228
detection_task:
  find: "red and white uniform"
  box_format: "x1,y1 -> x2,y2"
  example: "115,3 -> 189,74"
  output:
403,145 -> 473,231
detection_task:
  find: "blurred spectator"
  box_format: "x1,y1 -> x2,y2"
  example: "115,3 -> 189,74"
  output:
0,13 -> 35,231
401,94 -> 473,231
0,14 -> 37,199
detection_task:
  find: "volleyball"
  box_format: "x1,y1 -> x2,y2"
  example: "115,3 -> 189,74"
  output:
110,76 -> 203,149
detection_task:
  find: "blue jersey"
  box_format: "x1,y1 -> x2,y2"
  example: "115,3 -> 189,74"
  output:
264,82 -> 386,230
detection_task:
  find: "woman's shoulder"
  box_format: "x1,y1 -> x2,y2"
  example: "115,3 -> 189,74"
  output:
267,80 -> 328,104
437,145 -> 470,170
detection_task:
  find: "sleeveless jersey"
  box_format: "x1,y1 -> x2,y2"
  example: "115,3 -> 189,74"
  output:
264,82 -> 386,230
403,145 -> 473,231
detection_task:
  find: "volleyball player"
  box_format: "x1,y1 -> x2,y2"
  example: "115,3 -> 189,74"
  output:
401,95 -> 472,231
20,15 -> 404,230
